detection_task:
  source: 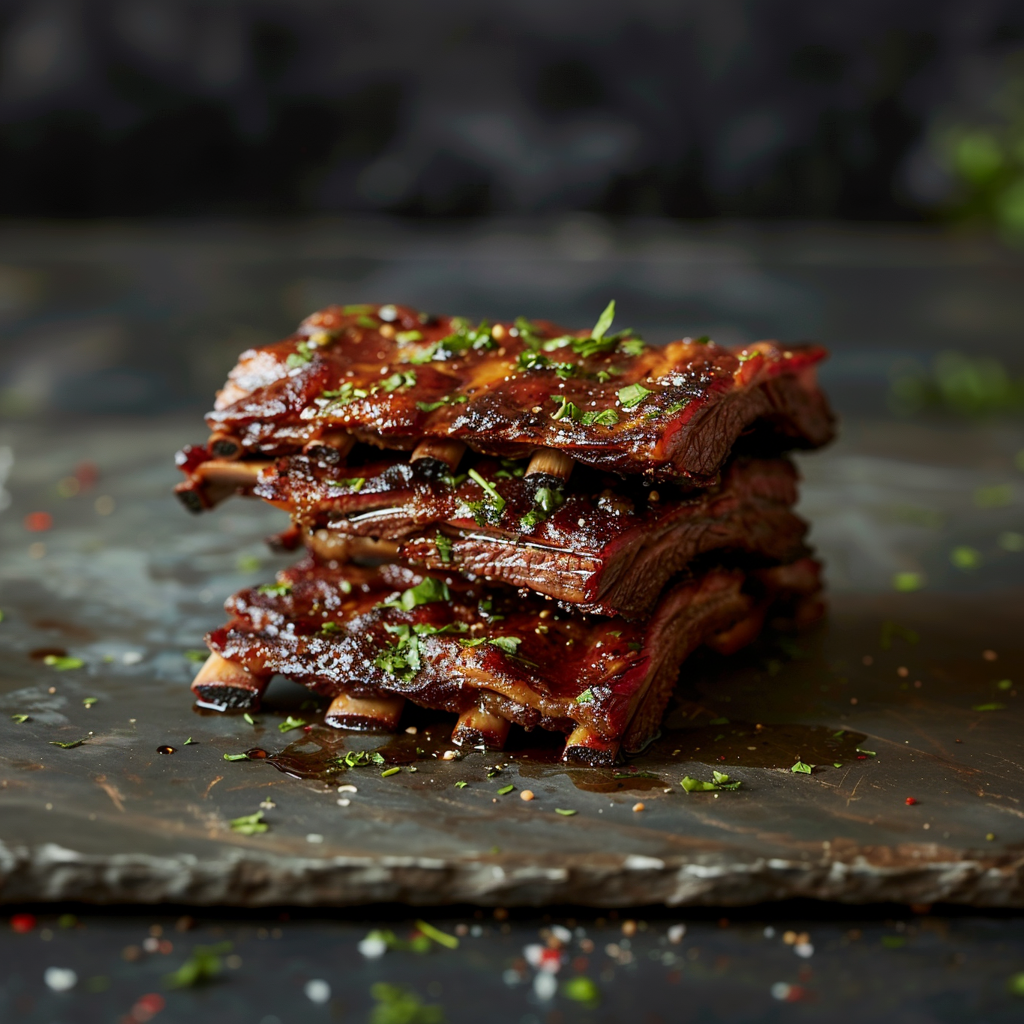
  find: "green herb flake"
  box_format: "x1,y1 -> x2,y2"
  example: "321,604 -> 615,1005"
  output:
164,941 -> 233,989
880,620 -> 920,650
881,936 -> 907,949
467,468 -> 507,512
972,702 -> 1006,711
184,649 -> 209,663
435,532 -> 453,563
590,300 -> 616,342
892,571 -> 924,592
551,395 -> 582,422
43,655 -> 84,670
11,714 -> 30,723
554,808 -> 578,816
395,330 -> 423,344
856,748 -> 877,757
416,394 -> 468,412
257,582 -> 292,597
581,408 -> 619,426
278,715 -> 307,733
49,738 -> 87,749
414,920 -> 459,949
380,370 -> 417,392
708,716 -> 729,725
184,737 -> 195,745
575,688 -> 595,704
454,780 -> 468,789
229,811 -> 268,835
497,784 -> 515,795
320,621 -> 342,634
488,636 -> 521,655
833,762 -> 843,768
627,641 -> 643,651
618,382 -> 654,409
82,697 -> 98,708
327,476 -> 365,492
681,773 -> 741,792
382,575 -> 451,611
381,766 -> 401,777
790,761 -> 813,774
370,983 -> 444,1024
285,343 -> 313,369
223,752 -> 250,761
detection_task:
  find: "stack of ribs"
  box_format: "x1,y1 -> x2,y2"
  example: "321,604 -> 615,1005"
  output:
177,302 -> 834,763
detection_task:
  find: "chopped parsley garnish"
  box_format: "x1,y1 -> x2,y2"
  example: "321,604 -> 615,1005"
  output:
380,370 -> 417,392
458,636 -> 523,656
554,808 -> 577,816
184,736 -> 195,745
223,752 -> 250,761
337,750 -> 386,768
973,703 -> 1006,711
468,471 -> 507,520
435,532 -> 453,563
627,641 -> 643,651
647,400 -> 687,421
880,620 -> 920,650
184,649 -> 208,663
243,713 -> 257,726
50,738 -> 87,749
618,337 -> 646,356
618,383 -> 654,409
454,780 -> 468,789
416,394 -> 468,412
520,485 -> 564,530
11,714 -> 30,723
44,655 -> 83,670
278,716 -> 307,733
681,771 -> 741,792
257,582 -> 292,597
497,784 -> 515,796
514,316 -> 544,349
551,396 -> 582,423
515,350 -> 549,372
320,621 -> 342,634
327,476 -> 365,492
415,920 -> 459,949
320,382 -> 369,409
381,576 -> 451,611
395,330 -> 423,344
285,342 -> 314,368
356,315 -> 379,329
343,304 -> 376,314
229,811 -> 268,835
405,319 -> 495,363
581,408 -> 619,426
374,622 -> 465,681
575,689 -> 595,704
791,761 -> 813,774
381,766 -> 401,777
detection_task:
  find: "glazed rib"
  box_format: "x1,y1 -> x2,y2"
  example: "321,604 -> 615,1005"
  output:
204,304 -> 834,484
206,555 -> 823,761
250,451 -> 809,619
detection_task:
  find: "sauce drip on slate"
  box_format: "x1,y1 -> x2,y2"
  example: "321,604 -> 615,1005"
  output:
156,745 -> 175,755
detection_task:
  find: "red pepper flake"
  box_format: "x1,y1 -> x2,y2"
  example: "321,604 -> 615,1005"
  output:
905,797 -> 918,806
10,913 -> 36,933
24,511 -> 53,532
74,461 -> 98,489
857,754 -> 867,760
303,725 -> 313,732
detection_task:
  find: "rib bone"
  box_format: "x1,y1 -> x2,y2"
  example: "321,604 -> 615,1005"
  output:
175,459 -> 272,512
452,707 -> 511,749
190,652 -> 271,710
525,447 -> 574,484
562,724 -> 620,766
324,693 -> 406,731
411,438 -> 466,476
302,430 -> 355,463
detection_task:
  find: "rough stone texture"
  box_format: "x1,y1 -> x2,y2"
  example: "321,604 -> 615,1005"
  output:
0,417 -> 1022,907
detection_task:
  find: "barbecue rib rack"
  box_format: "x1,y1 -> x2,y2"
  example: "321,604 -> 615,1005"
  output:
177,302 -> 834,763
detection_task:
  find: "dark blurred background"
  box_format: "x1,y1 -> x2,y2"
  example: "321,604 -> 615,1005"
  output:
1,0 -> 1024,223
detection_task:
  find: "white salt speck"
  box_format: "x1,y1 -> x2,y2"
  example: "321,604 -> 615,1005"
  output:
43,967 -> 77,992
305,979 -> 331,1003
794,942 -> 814,958
550,924 -> 571,944
306,833 -> 324,844
358,935 -> 388,958
502,968 -> 521,986
763,926 -> 775,938
533,972 -> 557,1000
771,982 -> 791,1001
122,651 -> 143,665
667,924 -> 686,943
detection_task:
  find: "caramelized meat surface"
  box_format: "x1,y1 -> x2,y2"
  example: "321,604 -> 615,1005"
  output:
252,453 -> 809,618
204,556 -> 823,756
205,304 -> 834,483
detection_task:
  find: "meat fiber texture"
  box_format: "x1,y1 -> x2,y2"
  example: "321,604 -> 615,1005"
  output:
205,303 -> 835,484
203,556 -> 824,757
255,452 -> 810,619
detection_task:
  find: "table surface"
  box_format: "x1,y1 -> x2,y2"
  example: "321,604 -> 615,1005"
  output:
1,218 -> 1023,1018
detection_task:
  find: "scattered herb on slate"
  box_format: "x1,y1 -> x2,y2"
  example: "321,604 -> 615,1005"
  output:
381,766 -> 401,777
370,983 -> 444,1024
454,781 -> 468,789
791,761 -> 813,774
243,713 -> 257,726
880,620 -> 919,650
278,716 -> 306,733
497,784 -> 515,795
555,808 -> 577,816
184,649 -> 208,663
0,610 -> 4,622
618,382 -> 653,409
11,714 -> 30,723
164,941 -> 233,988
415,920 -> 459,949
50,738 -> 87,749
184,737 -> 195,745
229,811 -> 267,835
339,750 -> 386,768
223,752 -> 250,761
44,655 -> 83,670
257,582 -> 292,597
709,716 -> 729,725
82,697 -> 97,708
973,703 -> 1006,711
681,771 -> 741,792
856,748 -> 877,757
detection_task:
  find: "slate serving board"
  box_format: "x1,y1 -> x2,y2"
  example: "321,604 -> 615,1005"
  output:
0,416 -> 1022,907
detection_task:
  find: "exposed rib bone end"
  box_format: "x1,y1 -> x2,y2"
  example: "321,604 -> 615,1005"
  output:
305,528 -> 400,563
265,524 -> 303,553
208,433 -> 243,460
525,447 -> 575,486
411,438 -> 466,477
452,707 -> 511,749
190,653 -> 271,710
302,430 -> 355,464
324,693 -> 406,732
562,724 -> 620,766
175,459 -> 271,512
